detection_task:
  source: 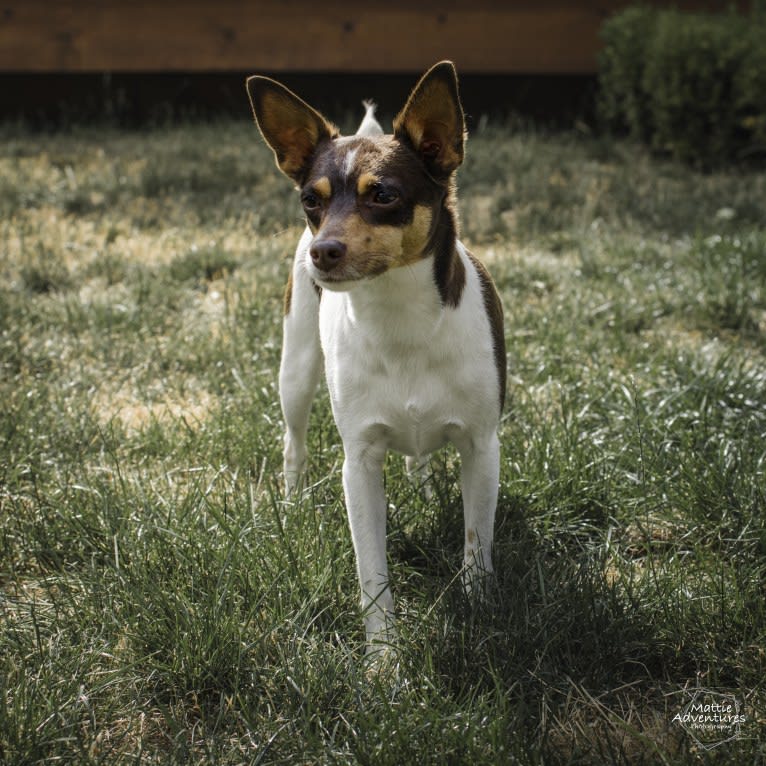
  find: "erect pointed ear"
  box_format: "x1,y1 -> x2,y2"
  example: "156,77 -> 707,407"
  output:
246,75 -> 339,184
393,61 -> 465,179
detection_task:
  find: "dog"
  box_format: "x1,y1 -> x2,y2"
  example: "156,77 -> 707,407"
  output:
246,61 -> 506,652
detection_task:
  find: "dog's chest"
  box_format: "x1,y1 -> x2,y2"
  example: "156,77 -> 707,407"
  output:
331,325 -> 466,455
318,258 -> 495,457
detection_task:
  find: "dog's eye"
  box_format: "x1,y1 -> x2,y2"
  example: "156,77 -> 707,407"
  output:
301,192 -> 321,211
371,185 -> 399,206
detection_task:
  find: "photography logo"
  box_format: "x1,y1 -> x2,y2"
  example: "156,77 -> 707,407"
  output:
672,688 -> 745,750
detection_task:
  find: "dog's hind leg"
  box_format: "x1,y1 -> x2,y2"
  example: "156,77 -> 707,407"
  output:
279,229 -> 322,494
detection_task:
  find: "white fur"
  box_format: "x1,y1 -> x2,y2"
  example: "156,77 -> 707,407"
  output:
356,101 -> 384,138
341,147 -> 359,180
316,248 -> 500,646
279,228 -> 322,490
279,106 -> 502,651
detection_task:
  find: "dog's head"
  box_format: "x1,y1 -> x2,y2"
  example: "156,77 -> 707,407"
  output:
247,62 -> 465,290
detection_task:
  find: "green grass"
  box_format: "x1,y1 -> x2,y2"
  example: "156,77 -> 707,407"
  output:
1,116 -> 765,764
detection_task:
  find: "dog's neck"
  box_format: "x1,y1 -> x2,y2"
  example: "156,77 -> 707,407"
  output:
338,257 -> 444,353
337,245 -> 464,357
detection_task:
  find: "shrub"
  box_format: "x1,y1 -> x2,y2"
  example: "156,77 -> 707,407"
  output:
598,6 -> 766,163
735,29 -> 766,151
596,6 -> 657,142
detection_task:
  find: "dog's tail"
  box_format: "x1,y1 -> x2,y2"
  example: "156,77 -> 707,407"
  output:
356,100 -> 384,138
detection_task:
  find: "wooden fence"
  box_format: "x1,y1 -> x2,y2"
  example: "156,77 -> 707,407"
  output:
0,1 -> 745,75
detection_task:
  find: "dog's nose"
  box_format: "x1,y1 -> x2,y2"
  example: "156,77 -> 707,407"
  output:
310,239 -> 346,272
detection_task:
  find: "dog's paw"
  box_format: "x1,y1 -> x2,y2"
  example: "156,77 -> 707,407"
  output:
283,468 -> 304,497
362,636 -> 401,683
461,556 -> 494,601
283,440 -> 308,496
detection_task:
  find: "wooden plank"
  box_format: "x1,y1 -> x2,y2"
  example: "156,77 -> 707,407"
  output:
0,1 -> 746,75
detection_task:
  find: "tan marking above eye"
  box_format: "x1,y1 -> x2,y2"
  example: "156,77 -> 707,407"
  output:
313,177 -> 332,199
356,172 -> 381,197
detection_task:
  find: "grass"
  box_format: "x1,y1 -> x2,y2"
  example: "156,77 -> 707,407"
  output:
1,114 -> 765,764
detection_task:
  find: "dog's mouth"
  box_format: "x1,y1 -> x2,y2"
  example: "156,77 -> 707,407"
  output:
311,270 -> 367,292
308,251 -> 391,288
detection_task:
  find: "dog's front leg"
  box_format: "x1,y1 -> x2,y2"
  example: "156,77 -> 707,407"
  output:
342,441 -> 395,651
279,231 -> 322,493
456,431 -> 500,592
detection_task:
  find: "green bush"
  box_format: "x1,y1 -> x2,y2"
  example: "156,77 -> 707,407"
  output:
735,29 -> 766,150
598,6 -> 766,163
596,6 -> 657,142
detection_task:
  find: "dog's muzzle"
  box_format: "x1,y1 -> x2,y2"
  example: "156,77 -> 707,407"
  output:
310,239 -> 347,274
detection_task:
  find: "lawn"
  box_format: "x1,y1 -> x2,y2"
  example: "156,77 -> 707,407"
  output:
1,114 -> 765,764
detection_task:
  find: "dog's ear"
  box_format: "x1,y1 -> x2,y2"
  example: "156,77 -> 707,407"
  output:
246,76 -> 339,184
393,61 -> 465,179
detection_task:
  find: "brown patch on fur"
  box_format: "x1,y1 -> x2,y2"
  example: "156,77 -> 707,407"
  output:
336,213 -> 396,279
399,206 -> 433,265
315,204 -> 434,282
467,250 -> 506,412
284,269 -> 321,314
283,272 -> 293,315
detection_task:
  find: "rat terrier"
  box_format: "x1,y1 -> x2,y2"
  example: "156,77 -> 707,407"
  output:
247,61 -> 506,651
